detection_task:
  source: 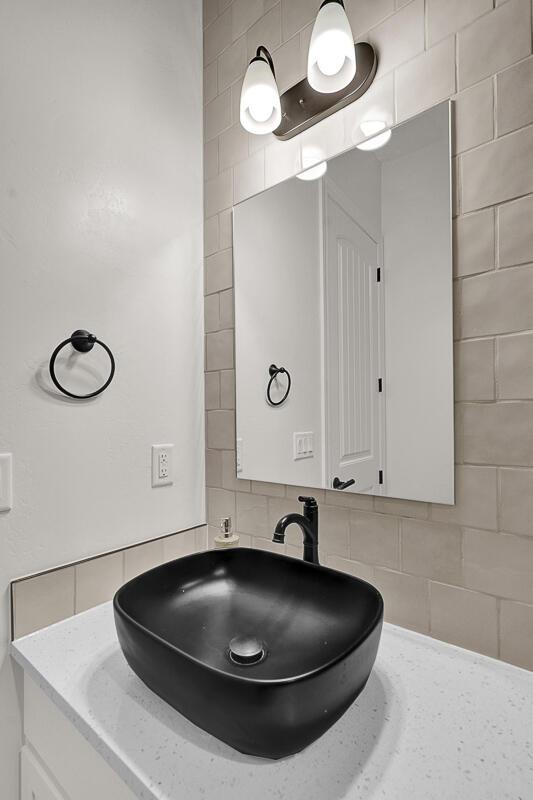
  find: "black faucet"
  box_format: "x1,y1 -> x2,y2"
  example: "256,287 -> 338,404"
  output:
273,496 -> 319,565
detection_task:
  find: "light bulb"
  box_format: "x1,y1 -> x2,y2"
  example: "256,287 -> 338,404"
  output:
308,1 -> 356,94
356,120 -> 392,151
316,46 -> 345,77
240,49 -> 281,135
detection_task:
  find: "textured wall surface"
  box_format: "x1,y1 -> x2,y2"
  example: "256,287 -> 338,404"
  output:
203,0 -> 533,672
0,2 -> 204,797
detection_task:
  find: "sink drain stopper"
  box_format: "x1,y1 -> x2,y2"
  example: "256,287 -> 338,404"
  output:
228,635 -> 266,665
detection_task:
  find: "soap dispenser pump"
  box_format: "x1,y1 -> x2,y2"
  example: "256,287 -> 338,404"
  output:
214,517 -> 240,549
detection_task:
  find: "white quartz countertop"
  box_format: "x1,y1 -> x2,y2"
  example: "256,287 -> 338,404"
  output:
11,602 -> 533,800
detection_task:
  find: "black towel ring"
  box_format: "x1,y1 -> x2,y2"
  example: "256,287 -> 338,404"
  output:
49,329 -> 115,399
266,364 -> 291,406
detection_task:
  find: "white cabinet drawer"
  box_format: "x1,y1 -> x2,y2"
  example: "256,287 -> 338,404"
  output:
21,746 -> 67,800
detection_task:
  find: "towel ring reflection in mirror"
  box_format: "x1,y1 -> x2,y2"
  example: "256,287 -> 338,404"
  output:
266,364 -> 291,406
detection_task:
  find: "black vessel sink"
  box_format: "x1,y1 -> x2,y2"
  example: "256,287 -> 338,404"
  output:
114,547 -> 383,759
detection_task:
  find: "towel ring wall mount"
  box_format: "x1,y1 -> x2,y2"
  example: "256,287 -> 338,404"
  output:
49,329 -> 115,399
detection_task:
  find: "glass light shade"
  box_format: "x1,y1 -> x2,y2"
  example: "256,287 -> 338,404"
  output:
240,57 -> 281,135
356,120 -> 392,151
307,1 -> 356,94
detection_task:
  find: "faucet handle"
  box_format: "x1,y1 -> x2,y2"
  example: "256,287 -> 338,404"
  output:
298,495 -> 318,507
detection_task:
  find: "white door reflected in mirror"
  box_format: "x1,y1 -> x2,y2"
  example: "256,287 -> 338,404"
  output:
233,102 -> 454,505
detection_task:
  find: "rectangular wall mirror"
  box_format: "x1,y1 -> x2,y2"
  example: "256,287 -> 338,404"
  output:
233,101 -> 453,505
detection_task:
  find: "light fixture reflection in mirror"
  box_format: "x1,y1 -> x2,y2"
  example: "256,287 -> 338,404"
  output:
297,145 -> 328,180
356,120 -> 392,151
297,161 -> 328,181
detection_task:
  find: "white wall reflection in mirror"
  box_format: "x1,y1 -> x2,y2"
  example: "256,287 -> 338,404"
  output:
233,101 -> 453,505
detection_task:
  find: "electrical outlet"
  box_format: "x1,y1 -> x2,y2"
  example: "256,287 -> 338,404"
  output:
293,432 -> 314,460
0,454 -> 13,511
152,444 -> 174,487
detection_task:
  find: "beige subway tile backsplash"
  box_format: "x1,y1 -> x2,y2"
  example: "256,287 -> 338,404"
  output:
496,56 -> 533,137
349,511 -> 400,570
246,4 -> 281,61
207,409 -> 235,449
431,465 -> 497,529
498,194 -> 533,268
124,540 -> 164,582
427,0 -> 492,47
367,0 -> 424,79
12,527 -> 206,639
453,208 -> 495,278
13,567 -> 75,639
402,520 -> 463,585
454,338 -> 495,402
500,600 -> 533,670
463,528 -> 533,604
395,37 -> 455,122
463,401 -> 533,466
457,0 -> 531,90
497,332 -> 533,400
461,125 -> 533,212
499,468 -> 533,536
429,582 -> 498,657
453,78 -> 494,155
75,552 -> 124,614
460,265 -> 533,339
373,568 -> 430,632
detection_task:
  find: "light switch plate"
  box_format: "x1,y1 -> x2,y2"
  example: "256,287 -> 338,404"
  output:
151,444 -> 174,487
293,432 -> 314,460
0,453 -> 13,511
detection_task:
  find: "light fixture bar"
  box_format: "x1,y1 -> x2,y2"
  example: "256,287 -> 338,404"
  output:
274,42 -> 377,141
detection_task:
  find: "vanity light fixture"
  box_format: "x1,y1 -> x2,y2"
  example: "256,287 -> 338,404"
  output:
241,7 -> 377,143
240,46 -> 281,135
355,120 -> 392,151
307,0 -> 356,94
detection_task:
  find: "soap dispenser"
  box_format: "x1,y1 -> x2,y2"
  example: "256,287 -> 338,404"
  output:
214,517 -> 240,549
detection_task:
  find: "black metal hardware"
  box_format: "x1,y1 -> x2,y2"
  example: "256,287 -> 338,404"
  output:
332,477 -> 356,490
49,329 -> 115,399
377,267 -> 381,282
378,377 -> 383,392
252,45 -> 276,78
274,42 -> 377,140
266,364 -> 292,406
273,496 -> 319,565
378,470 -> 384,485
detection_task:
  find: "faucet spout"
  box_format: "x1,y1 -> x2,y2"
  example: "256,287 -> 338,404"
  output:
273,496 -> 319,565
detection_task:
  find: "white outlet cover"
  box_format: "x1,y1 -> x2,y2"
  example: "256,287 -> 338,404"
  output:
151,444 -> 174,487
0,453 -> 13,511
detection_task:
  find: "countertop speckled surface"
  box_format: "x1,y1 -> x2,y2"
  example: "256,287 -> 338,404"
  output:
11,602 -> 533,800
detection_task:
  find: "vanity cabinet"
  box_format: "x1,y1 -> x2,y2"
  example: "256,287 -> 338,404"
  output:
21,674 -> 135,800
21,746 -> 65,800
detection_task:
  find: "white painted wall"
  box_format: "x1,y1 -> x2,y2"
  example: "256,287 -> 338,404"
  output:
234,178 -> 323,486
381,109 -> 453,503
0,2 -> 204,797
